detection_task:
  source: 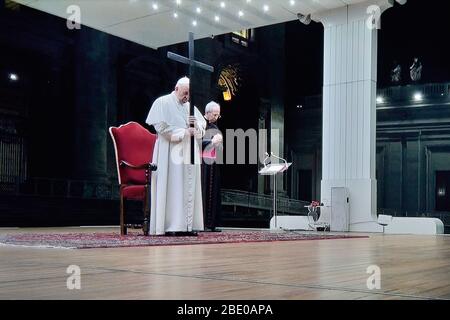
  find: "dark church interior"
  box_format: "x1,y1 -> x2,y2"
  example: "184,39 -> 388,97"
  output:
1,0 -> 449,232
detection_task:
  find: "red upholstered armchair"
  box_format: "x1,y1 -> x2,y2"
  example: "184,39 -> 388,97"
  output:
109,122 -> 157,236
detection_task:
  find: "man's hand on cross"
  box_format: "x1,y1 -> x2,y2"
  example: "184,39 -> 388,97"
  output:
188,115 -> 197,128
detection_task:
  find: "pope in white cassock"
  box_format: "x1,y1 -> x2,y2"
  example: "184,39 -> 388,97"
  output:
145,77 -> 206,235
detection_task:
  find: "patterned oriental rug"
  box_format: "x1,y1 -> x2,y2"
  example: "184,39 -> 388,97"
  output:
0,231 -> 368,249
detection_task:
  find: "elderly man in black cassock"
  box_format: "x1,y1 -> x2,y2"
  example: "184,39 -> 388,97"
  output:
201,101 -> 223,232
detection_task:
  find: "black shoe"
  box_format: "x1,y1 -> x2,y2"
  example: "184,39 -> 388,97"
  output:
203,227 -> 221,232
183,231 -> 198,236
165,231 -> 198,237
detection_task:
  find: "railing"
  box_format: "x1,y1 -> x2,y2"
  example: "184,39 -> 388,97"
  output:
221,188 -> 309,215
377,82 -> 450,104
0,175 -> 120,200
377,208 -> 399,217
0,176 -> 309,214
2,176 -> 447,229
0,132 -> 27,183
297,83 -> 450,109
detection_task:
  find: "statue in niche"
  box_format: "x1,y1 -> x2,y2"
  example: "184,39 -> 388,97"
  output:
390,60 -> 402,84
410,57 -> 423,82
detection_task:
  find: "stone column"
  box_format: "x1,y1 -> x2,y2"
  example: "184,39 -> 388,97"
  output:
73,28 -> 110,182
257,25 -> 286,195
316,1 -> 393,231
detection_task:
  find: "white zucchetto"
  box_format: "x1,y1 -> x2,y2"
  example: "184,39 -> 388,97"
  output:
176,77 -> 190,87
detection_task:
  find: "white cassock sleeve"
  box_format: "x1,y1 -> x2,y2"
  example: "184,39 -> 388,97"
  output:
193,108 -> 206,139
194,123 -> 204,139
153,122 -> 186,142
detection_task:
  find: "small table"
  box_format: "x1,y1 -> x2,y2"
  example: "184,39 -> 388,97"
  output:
305,205 -> 330,231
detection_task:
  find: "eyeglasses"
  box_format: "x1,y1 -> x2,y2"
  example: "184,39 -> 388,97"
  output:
210,113 -> 221,119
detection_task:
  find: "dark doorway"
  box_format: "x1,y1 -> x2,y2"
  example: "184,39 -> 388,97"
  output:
436,171 -> 450,211
298,169 -> 312,202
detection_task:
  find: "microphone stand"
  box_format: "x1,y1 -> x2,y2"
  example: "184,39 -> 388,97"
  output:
263,152 -> 271,168
269,152 -> 288,169
264,152 -> 288,231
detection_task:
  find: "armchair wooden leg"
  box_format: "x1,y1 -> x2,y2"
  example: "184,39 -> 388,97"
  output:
120,194 -> 127,236
143,185 -> 150,236
143,218 -> 149,236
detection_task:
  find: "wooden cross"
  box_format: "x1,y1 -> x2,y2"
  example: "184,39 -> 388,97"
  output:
167,32 -> 214,164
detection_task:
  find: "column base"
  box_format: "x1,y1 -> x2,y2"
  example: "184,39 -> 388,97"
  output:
320,178 -> 379,232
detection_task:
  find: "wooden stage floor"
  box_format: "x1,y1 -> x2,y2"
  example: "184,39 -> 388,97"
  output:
0,227 -> 449,300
